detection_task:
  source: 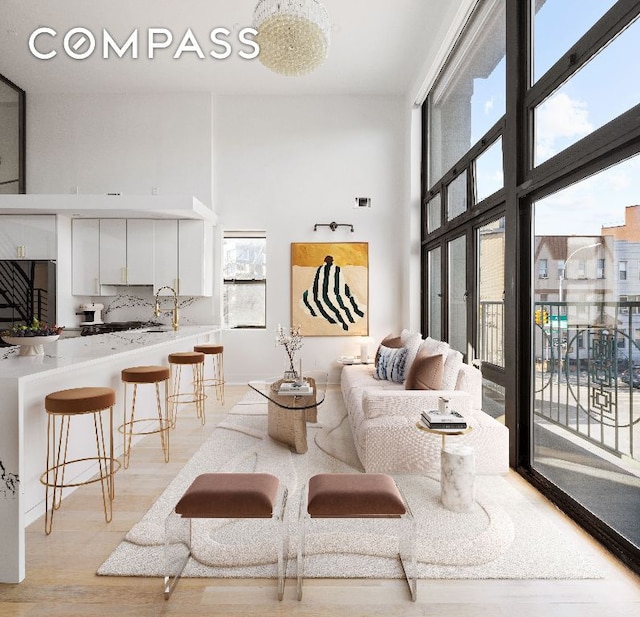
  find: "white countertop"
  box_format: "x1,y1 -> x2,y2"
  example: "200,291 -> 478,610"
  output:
0,325 -> 220,380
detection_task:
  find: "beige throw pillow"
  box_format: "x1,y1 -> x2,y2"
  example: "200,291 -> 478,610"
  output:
404,353 -> 444,390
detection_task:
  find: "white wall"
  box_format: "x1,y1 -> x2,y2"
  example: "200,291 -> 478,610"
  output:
213,95 -> 409,384
26,92 -> 213,207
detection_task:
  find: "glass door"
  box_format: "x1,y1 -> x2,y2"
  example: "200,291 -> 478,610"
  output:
427,247 -> 442,340
448,235 -> 467,356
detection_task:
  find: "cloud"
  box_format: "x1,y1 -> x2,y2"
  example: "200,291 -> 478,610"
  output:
535,92 -> 593,162
484,97 -> 494,115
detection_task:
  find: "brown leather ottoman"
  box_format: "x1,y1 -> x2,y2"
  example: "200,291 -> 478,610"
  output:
164,472 -> 288,600
297,473 -> 416,601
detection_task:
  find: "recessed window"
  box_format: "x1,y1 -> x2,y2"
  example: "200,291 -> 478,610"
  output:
539,259 -> 548,279
619,261 -> 628,281
223,232 -> 266,329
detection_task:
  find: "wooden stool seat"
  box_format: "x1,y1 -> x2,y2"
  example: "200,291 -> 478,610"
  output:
119,365 -> 171,469
164,473 -> 287,600
168,351 -> 205,365
41,386 -> 118,535
45,387 -> 116,415
122,365 -> 170,383
297,473 -> 416,602
168,352 -> 206,426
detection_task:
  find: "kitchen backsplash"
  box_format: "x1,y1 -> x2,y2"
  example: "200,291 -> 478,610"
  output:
101,287 -> 215,326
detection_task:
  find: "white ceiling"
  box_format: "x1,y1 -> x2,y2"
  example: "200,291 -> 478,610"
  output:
0,0 -> 464,99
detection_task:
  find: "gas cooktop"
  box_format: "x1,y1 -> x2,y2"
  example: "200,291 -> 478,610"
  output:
80,321 -> 160,336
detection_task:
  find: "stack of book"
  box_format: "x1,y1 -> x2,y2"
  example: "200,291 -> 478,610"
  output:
278,381 -> 313,396
420,409 -> 468,430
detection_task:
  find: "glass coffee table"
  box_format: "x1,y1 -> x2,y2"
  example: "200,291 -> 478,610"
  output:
249,372 -> 327,454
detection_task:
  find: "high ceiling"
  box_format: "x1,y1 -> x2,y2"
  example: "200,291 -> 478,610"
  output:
0,0 -> 465,98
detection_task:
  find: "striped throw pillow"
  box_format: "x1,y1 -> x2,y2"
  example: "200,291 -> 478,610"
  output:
375,345 -> 408,383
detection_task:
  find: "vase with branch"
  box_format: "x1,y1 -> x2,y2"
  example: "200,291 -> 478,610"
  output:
276,324 -> 303,381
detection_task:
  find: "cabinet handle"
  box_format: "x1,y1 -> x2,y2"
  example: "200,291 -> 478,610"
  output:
176,278 -> 180,295
94,278 -> 99,294
16,245 -> 25,258
121,267 -> 127,284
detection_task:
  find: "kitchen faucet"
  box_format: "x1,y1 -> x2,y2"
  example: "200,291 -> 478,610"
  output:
154,286 -> 179,331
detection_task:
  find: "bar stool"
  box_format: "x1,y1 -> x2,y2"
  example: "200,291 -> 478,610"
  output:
119,365 -> 171,469
167,351 -> 206,426
40,387 -> 119,535
193,344 -> 225,404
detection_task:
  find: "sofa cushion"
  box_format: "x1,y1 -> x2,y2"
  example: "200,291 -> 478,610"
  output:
441,349 -> 463,390
400,329 -> 423,377
374,333 -> 402,367
375,345 -> 408,382
421,336 -> 450,357
404,352 -> 444,390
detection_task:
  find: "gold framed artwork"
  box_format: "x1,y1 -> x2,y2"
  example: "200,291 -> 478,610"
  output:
291,242 -> 368,337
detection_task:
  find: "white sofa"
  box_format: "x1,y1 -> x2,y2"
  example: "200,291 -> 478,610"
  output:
340,335 -> 509,475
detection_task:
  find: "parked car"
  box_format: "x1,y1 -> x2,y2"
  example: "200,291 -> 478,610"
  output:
619,368 -> 640,388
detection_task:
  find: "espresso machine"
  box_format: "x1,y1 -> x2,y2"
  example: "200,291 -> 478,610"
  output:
77,302 -> 104,325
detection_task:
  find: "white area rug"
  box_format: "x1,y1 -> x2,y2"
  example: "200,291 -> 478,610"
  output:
98,391 -> 603,580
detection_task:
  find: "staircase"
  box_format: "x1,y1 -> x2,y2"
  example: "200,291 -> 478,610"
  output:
0,260 -> 50,328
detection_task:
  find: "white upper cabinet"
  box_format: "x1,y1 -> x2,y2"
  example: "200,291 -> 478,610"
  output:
177,219 -> 213,297
99,219 -> 154,286
72,219 -> 100,296
153,219 -> 213,297
153,220 -> 179,293
125,220 -> 154,285
0,215 -> 56,260
99,219 -> 127,285
71,217 -> 212,297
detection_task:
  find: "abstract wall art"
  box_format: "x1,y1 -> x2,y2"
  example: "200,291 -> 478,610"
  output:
291,242 -> 368,336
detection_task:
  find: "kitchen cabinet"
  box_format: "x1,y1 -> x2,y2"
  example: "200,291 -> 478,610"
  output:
72,219 -> 100,296
153,219 -> 213,297
99,219 -> 127,285
153,220 -> 178,293
72,217 -> 211,297
178,219 -> 213,297
98,219 -> 155,286
0,215 -> 56,260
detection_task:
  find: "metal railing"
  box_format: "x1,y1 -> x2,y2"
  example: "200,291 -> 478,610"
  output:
533,301 -> 640,462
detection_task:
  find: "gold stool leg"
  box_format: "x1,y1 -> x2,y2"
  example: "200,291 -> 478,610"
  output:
93,406 -> 115,523
194,362 -> 205,425
156,380 -> 171,462
214,352 -> 225,405
122,382 -> 138,470
169,363 -> 182,428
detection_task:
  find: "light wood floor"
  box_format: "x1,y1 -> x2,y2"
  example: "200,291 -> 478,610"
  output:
1,385 -> 639,617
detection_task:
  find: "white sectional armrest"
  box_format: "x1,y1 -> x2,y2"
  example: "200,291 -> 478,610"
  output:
362,389 -> 471,420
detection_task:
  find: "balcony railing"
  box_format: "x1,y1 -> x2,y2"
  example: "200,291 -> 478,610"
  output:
533,301 -> 640,463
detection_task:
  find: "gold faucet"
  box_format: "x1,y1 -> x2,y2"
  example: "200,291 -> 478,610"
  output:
154,286 -> 179,331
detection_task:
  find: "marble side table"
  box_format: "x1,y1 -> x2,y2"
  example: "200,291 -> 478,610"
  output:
415,422 -> 475,512
441,444 -> 475,512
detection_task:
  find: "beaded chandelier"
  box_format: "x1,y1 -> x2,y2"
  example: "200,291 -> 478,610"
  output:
253,0 -> 331,76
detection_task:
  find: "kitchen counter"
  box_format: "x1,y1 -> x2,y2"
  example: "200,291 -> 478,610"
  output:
0,325 -> 220,583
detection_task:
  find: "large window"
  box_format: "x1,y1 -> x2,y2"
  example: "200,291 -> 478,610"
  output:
223,232 -> 266,329
534,12 -> 640,166
422,0 -> 640,573
428,0 -> 506,184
